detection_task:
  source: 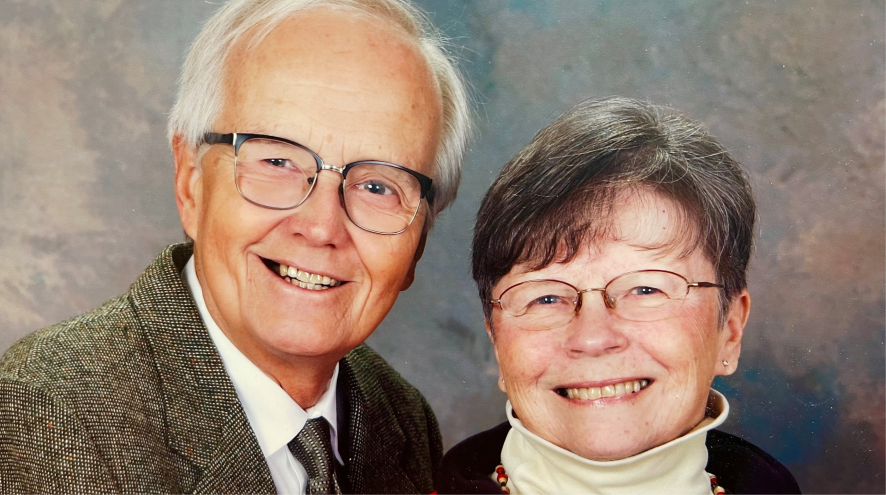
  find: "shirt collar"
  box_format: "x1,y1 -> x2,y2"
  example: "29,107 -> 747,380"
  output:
182,256 -> 341,461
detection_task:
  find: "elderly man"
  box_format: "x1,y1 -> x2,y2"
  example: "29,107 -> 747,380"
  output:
0,0 -> 469,493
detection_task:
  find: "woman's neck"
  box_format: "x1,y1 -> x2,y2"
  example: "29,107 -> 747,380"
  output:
499,389 -> 729,495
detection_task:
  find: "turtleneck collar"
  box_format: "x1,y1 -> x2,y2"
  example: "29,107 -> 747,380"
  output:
500,389 -> 729,494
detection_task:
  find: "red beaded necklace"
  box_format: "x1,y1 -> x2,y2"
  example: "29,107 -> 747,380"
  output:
493,464 -> 726,494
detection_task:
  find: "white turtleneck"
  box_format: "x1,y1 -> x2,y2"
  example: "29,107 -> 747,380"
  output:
499,389 -> 729,494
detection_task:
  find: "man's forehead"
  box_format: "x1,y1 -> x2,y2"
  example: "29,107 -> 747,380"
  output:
228,7 -> 424,73
213,5 -> 442,174
222,8 -> 437,108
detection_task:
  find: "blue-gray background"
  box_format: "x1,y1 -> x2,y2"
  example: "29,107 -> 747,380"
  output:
0,1 -> 883,492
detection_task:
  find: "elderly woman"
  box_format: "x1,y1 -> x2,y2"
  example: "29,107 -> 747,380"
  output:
437,97 -> 800,494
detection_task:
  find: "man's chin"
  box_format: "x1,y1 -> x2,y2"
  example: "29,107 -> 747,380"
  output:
247,320 -> 353,361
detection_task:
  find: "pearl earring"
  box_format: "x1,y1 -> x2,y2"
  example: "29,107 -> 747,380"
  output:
722,360 -> 729,366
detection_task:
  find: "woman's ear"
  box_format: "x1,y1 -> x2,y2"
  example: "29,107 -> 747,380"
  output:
716,289 -> 751,376
486,320 -> 507,393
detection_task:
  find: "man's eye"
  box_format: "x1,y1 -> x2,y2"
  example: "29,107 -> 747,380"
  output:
264,158 -> 291,168
355,182 -> 392,195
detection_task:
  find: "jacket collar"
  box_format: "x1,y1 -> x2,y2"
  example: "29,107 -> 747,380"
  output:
129,243 -> 275,492
340,346 -> 416,494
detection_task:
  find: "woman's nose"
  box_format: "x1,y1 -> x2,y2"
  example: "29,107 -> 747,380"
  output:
563,295 -> 629,357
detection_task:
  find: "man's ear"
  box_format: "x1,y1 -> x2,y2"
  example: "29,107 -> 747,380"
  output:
716,289 -> 750,377
485,319 -> 507,393
399,229 -> 428,291
173,134 -> 202,241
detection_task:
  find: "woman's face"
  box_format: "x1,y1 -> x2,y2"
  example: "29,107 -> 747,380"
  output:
489,191 -> 749,461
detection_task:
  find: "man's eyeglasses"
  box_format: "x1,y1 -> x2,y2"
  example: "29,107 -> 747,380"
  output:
202,132 -> 435,235
490,270 -> 722,330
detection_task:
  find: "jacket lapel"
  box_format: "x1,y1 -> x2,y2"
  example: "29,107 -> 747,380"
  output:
129,243 -> 275,494
339,348 -> 416,494
191,404 -> 276,494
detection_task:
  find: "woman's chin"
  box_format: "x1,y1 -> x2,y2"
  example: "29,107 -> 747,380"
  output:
561,436 -> 652,462
545,412 -> 699,462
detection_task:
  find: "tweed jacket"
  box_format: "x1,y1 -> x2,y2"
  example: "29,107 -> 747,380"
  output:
0,243 -> 442,494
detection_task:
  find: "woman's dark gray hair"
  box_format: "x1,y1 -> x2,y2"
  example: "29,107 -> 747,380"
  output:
471,96 -> 756,326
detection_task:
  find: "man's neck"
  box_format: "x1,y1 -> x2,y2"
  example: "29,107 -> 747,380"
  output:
221,330 -> 341,408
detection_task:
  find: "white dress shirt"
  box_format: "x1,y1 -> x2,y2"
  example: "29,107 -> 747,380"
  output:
183,256 -> 342,495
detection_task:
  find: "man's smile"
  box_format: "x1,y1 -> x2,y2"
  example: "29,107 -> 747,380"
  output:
260,256 -> 343,290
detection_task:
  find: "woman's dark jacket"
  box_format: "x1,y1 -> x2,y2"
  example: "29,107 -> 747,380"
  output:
436,422 -> 800,494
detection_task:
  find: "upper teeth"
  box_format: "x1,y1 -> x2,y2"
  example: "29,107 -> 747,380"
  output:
279,263 -> 340,290
564,379 -> 649,400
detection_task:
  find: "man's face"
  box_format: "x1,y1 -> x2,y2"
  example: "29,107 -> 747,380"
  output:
176,8 -> 442,370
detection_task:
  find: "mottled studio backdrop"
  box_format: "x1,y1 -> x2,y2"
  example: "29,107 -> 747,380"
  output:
1,1 -> 883,492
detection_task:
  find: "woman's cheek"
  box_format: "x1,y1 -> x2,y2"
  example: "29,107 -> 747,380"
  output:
500,332 -> 550,379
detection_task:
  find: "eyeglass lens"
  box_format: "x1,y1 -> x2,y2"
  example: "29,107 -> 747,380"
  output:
499,271 -> 693,330
235,138 -> 423,234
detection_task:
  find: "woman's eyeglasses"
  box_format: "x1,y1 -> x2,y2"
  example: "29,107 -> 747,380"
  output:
490,270 -> 722,330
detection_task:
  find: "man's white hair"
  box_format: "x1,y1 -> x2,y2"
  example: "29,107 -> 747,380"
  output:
168,0 -> 471,220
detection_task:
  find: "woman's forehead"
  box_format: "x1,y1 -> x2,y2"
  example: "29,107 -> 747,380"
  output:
610,190 -> 694,248
504,190 -> 712,283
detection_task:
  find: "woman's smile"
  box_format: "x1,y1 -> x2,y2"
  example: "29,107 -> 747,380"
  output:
556,378 -> 652,402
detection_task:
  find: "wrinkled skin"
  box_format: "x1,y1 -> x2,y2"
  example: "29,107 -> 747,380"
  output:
174,8 -> 442,406
489,190 -> 750,461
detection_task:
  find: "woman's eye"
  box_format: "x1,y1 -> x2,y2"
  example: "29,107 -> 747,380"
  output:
533,295 -> 562,305
355,181 -> 392,195
631,286 -> 663,296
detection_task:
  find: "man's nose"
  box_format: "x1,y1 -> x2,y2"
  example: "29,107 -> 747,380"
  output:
563,293 -> 629,357
286,169 -> 349,245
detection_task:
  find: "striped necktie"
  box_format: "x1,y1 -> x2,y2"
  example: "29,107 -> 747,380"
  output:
287,417 -> 342,494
